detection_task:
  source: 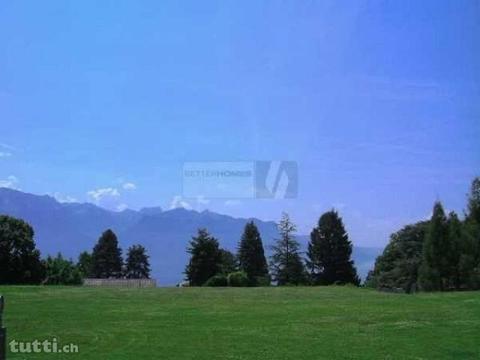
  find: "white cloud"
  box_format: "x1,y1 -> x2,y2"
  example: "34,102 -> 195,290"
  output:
116,203 -> 129,211
0,142 -> 15,151
0,175 -> 19,189
0,152 -> 12,158
54,193 -> 78,203
87,187 -> 128,211
170,195 -> 192,210
224,200 -> 241,206
122,182 -> 137,191
87,187 -> 120,202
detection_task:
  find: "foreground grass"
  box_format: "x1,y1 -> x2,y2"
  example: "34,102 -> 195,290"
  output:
0,286 -> 479,359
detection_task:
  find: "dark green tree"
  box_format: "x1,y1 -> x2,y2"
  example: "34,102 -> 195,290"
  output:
238,221 -> 269,285
219,248 -> 238,275
365,221 -> 428,293
459,225 -> 480,289
368,177 -> 480,292
447,212 -> 463,289
77,251 -> 93,277
91,229 -> 123,278
125,245 -> 151,279
460,177 -> 480,289
43,253 -> 83,285
270,213 -> 307,285
227,271 -> 249,287
185,228 -> 223,286
419,202 -> 451,291
204,274 -> 228,287
307,210 -> 360,286
0,215 -> 44,284
466,177 -> 480,224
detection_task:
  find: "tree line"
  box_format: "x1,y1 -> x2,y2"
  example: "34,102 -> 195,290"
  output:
0,222 -> 151,285
0,208 -> 360,287
366,177 -> 480,293
4,177 -> 478,291
185,211 -> 360,287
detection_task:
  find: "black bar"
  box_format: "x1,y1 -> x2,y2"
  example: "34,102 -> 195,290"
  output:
0,295 -> 5,360
0,327 -> 6,360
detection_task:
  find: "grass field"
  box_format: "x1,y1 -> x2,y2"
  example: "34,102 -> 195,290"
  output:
1,286 -> 479,359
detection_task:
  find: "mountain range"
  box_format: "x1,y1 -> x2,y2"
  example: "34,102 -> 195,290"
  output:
0,188 -> 381,285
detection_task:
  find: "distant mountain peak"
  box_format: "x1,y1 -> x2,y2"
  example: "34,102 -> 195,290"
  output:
139,206 -> 163,216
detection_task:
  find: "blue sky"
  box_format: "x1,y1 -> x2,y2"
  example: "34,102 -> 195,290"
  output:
1,0 -> 479,246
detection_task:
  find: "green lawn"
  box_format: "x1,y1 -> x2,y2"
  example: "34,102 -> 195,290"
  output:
0,286 -> 479,359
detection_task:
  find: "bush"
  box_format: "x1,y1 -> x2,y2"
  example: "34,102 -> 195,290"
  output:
204,274 -> 228,287
253,275 -> 271,287
43,254 -> 83,285
227,271 -> 249,287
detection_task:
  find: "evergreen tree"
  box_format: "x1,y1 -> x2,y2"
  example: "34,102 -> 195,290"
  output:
91,229 -> 123,278
77,251 -> 93,277
447,212 -> 463,289
460,177 -> 480,289
125,245 -> 151,279
419,202 -> 451,291
219,248 -> 238,275
238,221 -> 269,285
270,213 -> 307,285
466,177 -> 480,224
459,226 -> 480,289
307,210 -> 360,286
185,228 -> 223,286
0,215 -> 44,284
368,177 -> 480,292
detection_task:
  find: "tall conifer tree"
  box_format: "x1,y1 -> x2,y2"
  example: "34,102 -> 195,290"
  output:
238,221 -> 269,285
91,229 -> 123,278
185,228 -> 222,286
270,213 -> 307,285
420,202 -> 451,291
461,177 -> 480,289
447,211 -> 463,289
125,245 -> 151,279
307,210 -> 360,286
